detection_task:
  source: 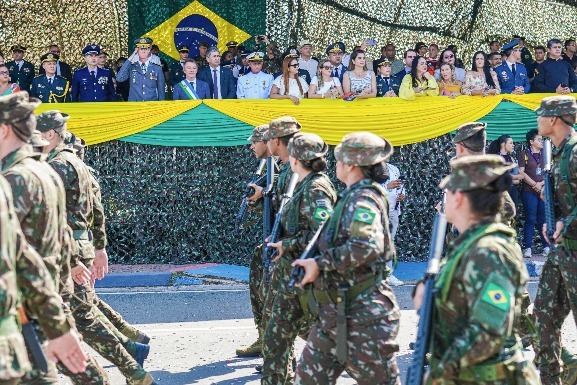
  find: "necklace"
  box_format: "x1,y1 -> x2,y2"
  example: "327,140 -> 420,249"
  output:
353,70 -> 364,77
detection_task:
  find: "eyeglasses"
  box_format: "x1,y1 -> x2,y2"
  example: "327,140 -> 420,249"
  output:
444,54 -> 455,59
0,71 -> 8,75
50,51 -> 60,54
322,66 -> 333,70
289,64 -> 299,68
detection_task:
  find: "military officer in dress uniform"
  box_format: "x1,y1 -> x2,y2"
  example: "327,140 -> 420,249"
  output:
375,58 -> 401,97
116,37 -> 166,101
71,45 -> 116,102
168,45 -> 189,87
31,53 -> 70,103
238,49 -> 252,78
226,41 -> 239,57
6,44 -> 35,92
495,39 -> 531,94
326,43 -> 346,83
236,52 -> 274,99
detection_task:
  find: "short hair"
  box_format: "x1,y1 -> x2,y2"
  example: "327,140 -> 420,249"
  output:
151,44 -> 160,50
207,47 -> 220,57
535,45 -> 546,52
447,44 -> 458,52
459,129 -> 486,154
48,44 -> 59,50
199,42 -> 210,48
385,43 -> 395,50
429,44 -> 439,50
404,49 -> 416,59
487,52 -> 501,60
489,40 -> 499,46
526,129 -> 539,146
547,39 -> 562,48
184,59 -> 198,66
116,57 -> 127,64
565,39 -> 576,48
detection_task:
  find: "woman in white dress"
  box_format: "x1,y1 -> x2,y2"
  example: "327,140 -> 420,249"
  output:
308,59 -> 343,99
270,56 -> 309,104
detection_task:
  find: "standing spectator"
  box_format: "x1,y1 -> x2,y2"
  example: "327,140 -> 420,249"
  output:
488,52 -> 503,69
447,45 -> 465,68
426,44 -> 440,75
563,39 -> 577,72
434,49 -> 466,82
307,59 -> 343,99
326,43 -> 346,83
527,46 -> 546,82
115,57 -> 129,101
393,49 -> 416,79
116,38 -> 166,101
487,134 -> 523,208
237,49 -> 251,78
399,56 -> 439,100
71,44 -> 115,102
39,44 -> 72,83
297,40 -> 318,81
168,45 -> 189,87
495,40 -> 530,94
533,39 -> 577,94
438,63 -> 462,98
30,53 -> 70,103
97,50 -> 112,72
375,58 -> 400,97
198,47 -> 236,99
339,42 -> 351,68
489,40 -> 501,53
0,64 -> 20,96
6,45 -> 34,92
383,43 -> 404,74
254,36 -> 282,76
226,41 -> 239,57
415,42 -> 427,57
172,59 -> 210,100
270,57 -> 308,104
462,51 -> 500,96
342,50 -> 377,99
513,35 -> 533,68
384,161 -> 405,286
236,52 -> 274,99
151,44 -> 169,81
517,129 -> 549,258
193,42 -> 209,69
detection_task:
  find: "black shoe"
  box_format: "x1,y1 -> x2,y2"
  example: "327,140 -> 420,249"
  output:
134,342 -> 150,368
255,365 -> 262,373
409,342 -> 415,350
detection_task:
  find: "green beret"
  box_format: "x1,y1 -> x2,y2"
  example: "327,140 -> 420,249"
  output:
288,133 -> 328,161
334,132 -> 393,166
535,95 -> 577,117
439,155 -> 515,192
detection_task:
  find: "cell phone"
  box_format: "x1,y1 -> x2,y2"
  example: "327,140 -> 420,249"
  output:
365,38 -> 377,46
398,173 -> 406,182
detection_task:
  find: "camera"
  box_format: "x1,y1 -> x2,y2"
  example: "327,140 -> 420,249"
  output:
398,173 -> 406,183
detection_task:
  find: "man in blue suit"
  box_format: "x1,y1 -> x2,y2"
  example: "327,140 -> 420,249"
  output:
71,45 -> 116,102
197,47 -> 236,99
172,59 -> 211,100
31,53 -> 70,103
6,45 -> 35,92
495,39 -> 530,94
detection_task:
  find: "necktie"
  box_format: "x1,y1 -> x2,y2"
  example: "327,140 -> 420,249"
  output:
511,63 -> 516,77
90,71 -> 95,82
384,77 -> 390,86
333,67 -> 339,78
141,63 -> 146,73
48,78 -> 53,86
213,69 -> 219,99
191,81 -> 195,91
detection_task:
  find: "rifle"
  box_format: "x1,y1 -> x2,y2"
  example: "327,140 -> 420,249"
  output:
542,138 -> 557,250
406,193 -> 447,385
288,220 -> 328,289
262,157 -> 276,271
263,173 -> 299,282
234,159 -> 267,234
18,307 -> 49,372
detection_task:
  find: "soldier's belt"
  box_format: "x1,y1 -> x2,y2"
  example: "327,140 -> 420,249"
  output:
0,315 -> 19,335
458,362 -> 508,382
562,237 -> 577,250
313,272 -> 382,305
72,229 -> 92,241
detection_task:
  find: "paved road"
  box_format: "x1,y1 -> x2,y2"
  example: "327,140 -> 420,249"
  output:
57,282 -> 575,385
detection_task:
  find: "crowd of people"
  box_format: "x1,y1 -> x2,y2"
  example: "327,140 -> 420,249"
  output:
1,34 -> 577,104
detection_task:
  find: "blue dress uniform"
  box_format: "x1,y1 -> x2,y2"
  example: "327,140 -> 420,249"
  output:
168,45 -> 189,87
6,45 -> 35,92
30,53 -> 70,103
375,58 -> 401,96
533,58 -> 577,93
71,45 -> 116,102
236,52 -> 274,99
495,62 -> 530,93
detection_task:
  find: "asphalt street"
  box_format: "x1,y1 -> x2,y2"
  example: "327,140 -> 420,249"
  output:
56,282 -> 576,385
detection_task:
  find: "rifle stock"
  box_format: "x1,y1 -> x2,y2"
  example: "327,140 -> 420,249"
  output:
542,139 -> 556,250
18,307 -> 49,373
234,159 -> 267,234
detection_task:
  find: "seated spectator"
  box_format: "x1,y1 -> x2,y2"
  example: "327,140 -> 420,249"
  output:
495,40 -> 530,94
434,49 -> 466,82
438,63 -> 462,98
236,52 -> 274,99
517,130 -> 548,258
426,44 -> 440,75
487,134 -> 522,208
393,49 -> 416,79
399,56 -> 439,100
534,39 -> 577,94
0,64 -> 21,96
488,52 -> 502,69
308,59 -> 343,99
270,56 -> 308,104
375,58 -> 400,97
462,51 -> 500,96
447,45 -> 465,68
563,39 -> 577,72
173,59 -> 211,100
342,50 -> 376,99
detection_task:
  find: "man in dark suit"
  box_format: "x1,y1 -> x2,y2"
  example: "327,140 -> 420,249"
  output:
6,44 -> 35,92
172,59 -> 211,100
197,47 -> 236,99
39,44 -> 73,83
31,53 -> 70,103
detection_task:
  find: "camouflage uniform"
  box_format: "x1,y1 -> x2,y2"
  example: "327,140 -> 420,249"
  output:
533,96 -> 577,385
262,133 -> 337,385
37,111 -> 154,385
295,133 -> 401,385
429,156 -> 538,385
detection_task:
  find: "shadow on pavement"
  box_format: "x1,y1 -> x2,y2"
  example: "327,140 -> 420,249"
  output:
150,358 -> 260,384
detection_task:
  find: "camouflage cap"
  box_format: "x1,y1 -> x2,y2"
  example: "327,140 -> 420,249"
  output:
36,110 -> 70,135
534,95 -> 577,117
263,116 -> 302,140
334,132 -> 393,166
28,130 -> 49,147
0,91 -> 41,141
452,122 -> 487,144
288,133 -> 328,161
247,124 -> 269,142
439,155 -> 515,192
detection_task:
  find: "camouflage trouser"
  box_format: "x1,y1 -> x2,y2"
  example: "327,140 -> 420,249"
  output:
249,244 -> 264,329
0,379 -> 20,385
534,251 -> 577,385
94,295 -> 140,341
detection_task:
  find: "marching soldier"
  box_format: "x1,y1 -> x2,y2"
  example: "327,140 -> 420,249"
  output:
30,53 -> 70,103
6,45 -> 35,92
168,45 -> 189,87
71,44 -> 116,102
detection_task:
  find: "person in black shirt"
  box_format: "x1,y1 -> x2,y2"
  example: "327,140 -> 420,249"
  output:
534,39 -> 577,94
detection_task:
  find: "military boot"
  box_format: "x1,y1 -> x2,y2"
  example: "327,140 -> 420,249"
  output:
561,347 -> 577,385
126,372 -> 157,385
132,342 -> 150,368
236,328 -> 262,357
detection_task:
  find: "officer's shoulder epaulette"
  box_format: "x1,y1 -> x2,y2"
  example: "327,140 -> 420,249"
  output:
55,74 -> 68,81
34,74 -> 44,78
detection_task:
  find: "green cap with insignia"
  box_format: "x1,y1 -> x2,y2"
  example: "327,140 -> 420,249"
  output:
334,132 -> 393,166
263,116 -> 302,140
534,95 -> 577,117
439,155 -> 515,192
36,110 -> 70,137
452,122 -> 487,145
29,130 -> 49,147
0,91 -> 41,141
248,124 -> 269,142
288,132 -> 328,161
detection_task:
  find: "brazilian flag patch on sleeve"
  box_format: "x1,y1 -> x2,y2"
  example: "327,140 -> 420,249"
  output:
353,207 -> 376,224
314,207 -> 331,220
480,282 -> 510,311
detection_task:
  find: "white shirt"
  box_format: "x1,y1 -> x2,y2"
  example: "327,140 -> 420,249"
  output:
236,71 -> 274,99
310,76 -> 341,94
298,56 -> 319,80
506,60 -> 517,73
384,163 -> 402,214
272,75 -> 309,98
208,66 -> 222,99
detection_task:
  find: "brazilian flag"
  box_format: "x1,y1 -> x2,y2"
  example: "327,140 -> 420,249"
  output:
128,0 -> 265,61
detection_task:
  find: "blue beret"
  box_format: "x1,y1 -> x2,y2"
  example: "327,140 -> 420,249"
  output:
502,39 -> 520,52
82,44 -> 101,56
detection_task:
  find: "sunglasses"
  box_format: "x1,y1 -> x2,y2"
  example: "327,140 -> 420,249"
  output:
444,54 -> 455,59
322,66 -> 333,70
289,63 -> 299,68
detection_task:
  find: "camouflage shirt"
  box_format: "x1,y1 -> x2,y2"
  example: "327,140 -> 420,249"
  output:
430,219 -> 527,381
88,167 -> 107,250
274,161 -> 293,212
553,134 -> 577,243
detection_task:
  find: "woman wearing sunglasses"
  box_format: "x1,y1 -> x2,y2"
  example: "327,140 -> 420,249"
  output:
0,64 -> 21,96
308,59 -> 343,99
270,57 -> 309,104
434,49 -> 466,82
